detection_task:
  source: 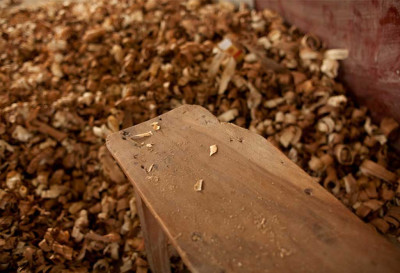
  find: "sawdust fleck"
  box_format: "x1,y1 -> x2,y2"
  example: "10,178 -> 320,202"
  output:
209,144 -> 218,156
132,131 -> 153,139
147,164 -> 154,173
194,179 -> 203,192
151,122 -> 160,131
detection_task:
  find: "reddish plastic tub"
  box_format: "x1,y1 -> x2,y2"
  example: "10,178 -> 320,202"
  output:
255,0 -> 400,124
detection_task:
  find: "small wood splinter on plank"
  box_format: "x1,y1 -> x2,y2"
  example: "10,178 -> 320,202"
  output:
194,179 -> 203,192
147,164 -> 154,173
151,122 -> 160,131
210,145 -> 218,156
132,131 -> 153,139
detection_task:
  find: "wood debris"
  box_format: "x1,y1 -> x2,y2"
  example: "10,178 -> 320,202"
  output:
219,57 -> 237,95
210,145 -> 218,156
132,131 -> 153,139
147,164 -> 154,173
194,179 -> 204,192
218,109 -> 239,122
151,122 -> 161,131
0,0 -> 399,271
145,176 -> 159,183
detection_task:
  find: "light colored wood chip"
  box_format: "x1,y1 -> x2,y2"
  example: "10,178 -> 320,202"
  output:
146,143 -> 153,148
264,97 -> 285,109
151,122 -> 160,130
209,145 -> 218,156
218,109 -> 239,122
147,164 -> 154,173
132,131 -> 153,139
194,179 -> 203,192
327,95 -> 347,107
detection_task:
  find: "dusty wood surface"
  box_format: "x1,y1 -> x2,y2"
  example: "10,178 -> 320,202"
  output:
135,190 -> 171,273
107,105 -> 400,273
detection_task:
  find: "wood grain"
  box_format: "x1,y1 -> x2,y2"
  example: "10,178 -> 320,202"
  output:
107,105 -> 400,273
135,190 -> 171,273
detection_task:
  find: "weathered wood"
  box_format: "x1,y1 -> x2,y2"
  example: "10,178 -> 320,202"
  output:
135,190 -> 171,273
107,105 -> 400,273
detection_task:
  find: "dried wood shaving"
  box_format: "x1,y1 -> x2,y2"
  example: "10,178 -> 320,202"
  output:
218,57 -> 237,95
132,131 -> 153,139
218,109 -> 239,122
360,160 -> 397,183
210,145 -> 218,156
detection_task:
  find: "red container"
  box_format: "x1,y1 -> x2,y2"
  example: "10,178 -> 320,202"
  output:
255,0 -> 400,124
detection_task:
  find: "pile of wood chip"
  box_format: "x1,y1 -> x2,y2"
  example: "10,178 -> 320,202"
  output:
1,0 -> 399,271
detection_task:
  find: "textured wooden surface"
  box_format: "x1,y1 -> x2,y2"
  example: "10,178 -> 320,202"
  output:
107,105 -> 400,273
135,191 -> 171,273
255,0 -> 400,124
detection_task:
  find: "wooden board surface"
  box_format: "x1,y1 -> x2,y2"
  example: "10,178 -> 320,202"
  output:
106,105 -> 400,273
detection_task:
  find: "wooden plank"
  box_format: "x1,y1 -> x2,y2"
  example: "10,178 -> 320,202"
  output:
106,105 -> 400,273
135,190 -> 171,273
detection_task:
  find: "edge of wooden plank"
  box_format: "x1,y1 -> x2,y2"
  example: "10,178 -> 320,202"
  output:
106,105 -> 400,273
